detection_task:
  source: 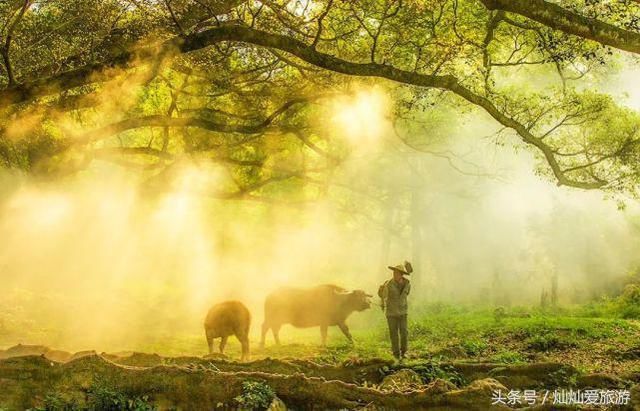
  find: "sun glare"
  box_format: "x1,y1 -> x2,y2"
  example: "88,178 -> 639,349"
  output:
331,89 -> 390,145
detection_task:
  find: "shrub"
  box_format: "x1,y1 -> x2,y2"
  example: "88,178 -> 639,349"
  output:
409,363 -> 466,387
86,382 -> 156,411
549,367 -> 578,388
30,385 -> 155,411
622,284 -> 640,304
616,284 -> 640,319
234,380 -> 276,410
30,394 -> 79,411
526,334 -> 576,352
460,339 -> 488,356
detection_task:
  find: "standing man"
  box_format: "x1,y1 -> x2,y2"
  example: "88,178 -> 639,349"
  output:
378,261 -> 412,362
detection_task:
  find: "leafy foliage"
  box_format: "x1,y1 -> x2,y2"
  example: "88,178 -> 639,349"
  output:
30,393 -> 80,411
548,366 -> 579,388
490,350 -> 525,364
0,0 -> 636,196
612,284 -> 640,319
460,338 -> 488,356
525,333 -> 577,352
234,380 -> 276,410
30,384 -> 156,411
408,362 -> 466,387
86,383 -> 156,411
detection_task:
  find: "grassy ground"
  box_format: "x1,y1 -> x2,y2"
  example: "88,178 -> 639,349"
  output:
3,303 -> 640,409
113,304 -> 640,377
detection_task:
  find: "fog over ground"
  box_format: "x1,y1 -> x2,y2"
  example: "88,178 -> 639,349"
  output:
0,65 -> 638,353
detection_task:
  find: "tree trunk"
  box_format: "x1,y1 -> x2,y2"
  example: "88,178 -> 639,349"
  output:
410,187 -> 425,297
550,271 -> 558,307
380,202 -> 394,277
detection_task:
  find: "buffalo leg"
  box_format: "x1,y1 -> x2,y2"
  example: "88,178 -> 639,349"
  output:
338,322 -> 353,343
320,325 -> 328,347
206,331 -> 214,354
238,334 -> 250,362
219,336 -> 228,354
272,324 -> 281,345
260,322 -> 269,347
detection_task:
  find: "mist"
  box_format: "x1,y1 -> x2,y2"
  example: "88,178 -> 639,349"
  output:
0,72 -> 639,356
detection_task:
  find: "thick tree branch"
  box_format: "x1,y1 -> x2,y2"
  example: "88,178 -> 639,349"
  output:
0,0 -> 31,85
0,25 -> 455,108
93,146 -> 174,160
480,0 -> 640,55
92,146 -> 263,168
178,27 -> 601,188
77,115 -> 266,142
0,25 -> 611,188
74,98 -> 306,144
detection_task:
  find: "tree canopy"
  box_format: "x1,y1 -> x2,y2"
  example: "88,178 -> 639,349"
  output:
0,0 -> 639,199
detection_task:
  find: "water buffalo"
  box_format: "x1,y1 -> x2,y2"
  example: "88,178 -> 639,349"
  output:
260,284 -> 372,346
204,300 -> 251,361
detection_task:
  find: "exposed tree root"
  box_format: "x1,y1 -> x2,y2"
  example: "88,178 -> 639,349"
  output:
0,355 -> 511,410
1,345 -> 393,384
447,362 -> 579,388
0,346 -> 627,410
0,345 -> 578,388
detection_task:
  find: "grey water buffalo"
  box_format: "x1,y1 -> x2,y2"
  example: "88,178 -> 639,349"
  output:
260,284 -> 372,346
204,300 -> 251,361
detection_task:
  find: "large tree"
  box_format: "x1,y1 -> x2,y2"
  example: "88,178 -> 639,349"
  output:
0,0 -> 638,198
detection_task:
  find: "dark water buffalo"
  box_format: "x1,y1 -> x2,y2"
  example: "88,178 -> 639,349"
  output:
204,300 -> 251,361
260,284 -> 372,346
